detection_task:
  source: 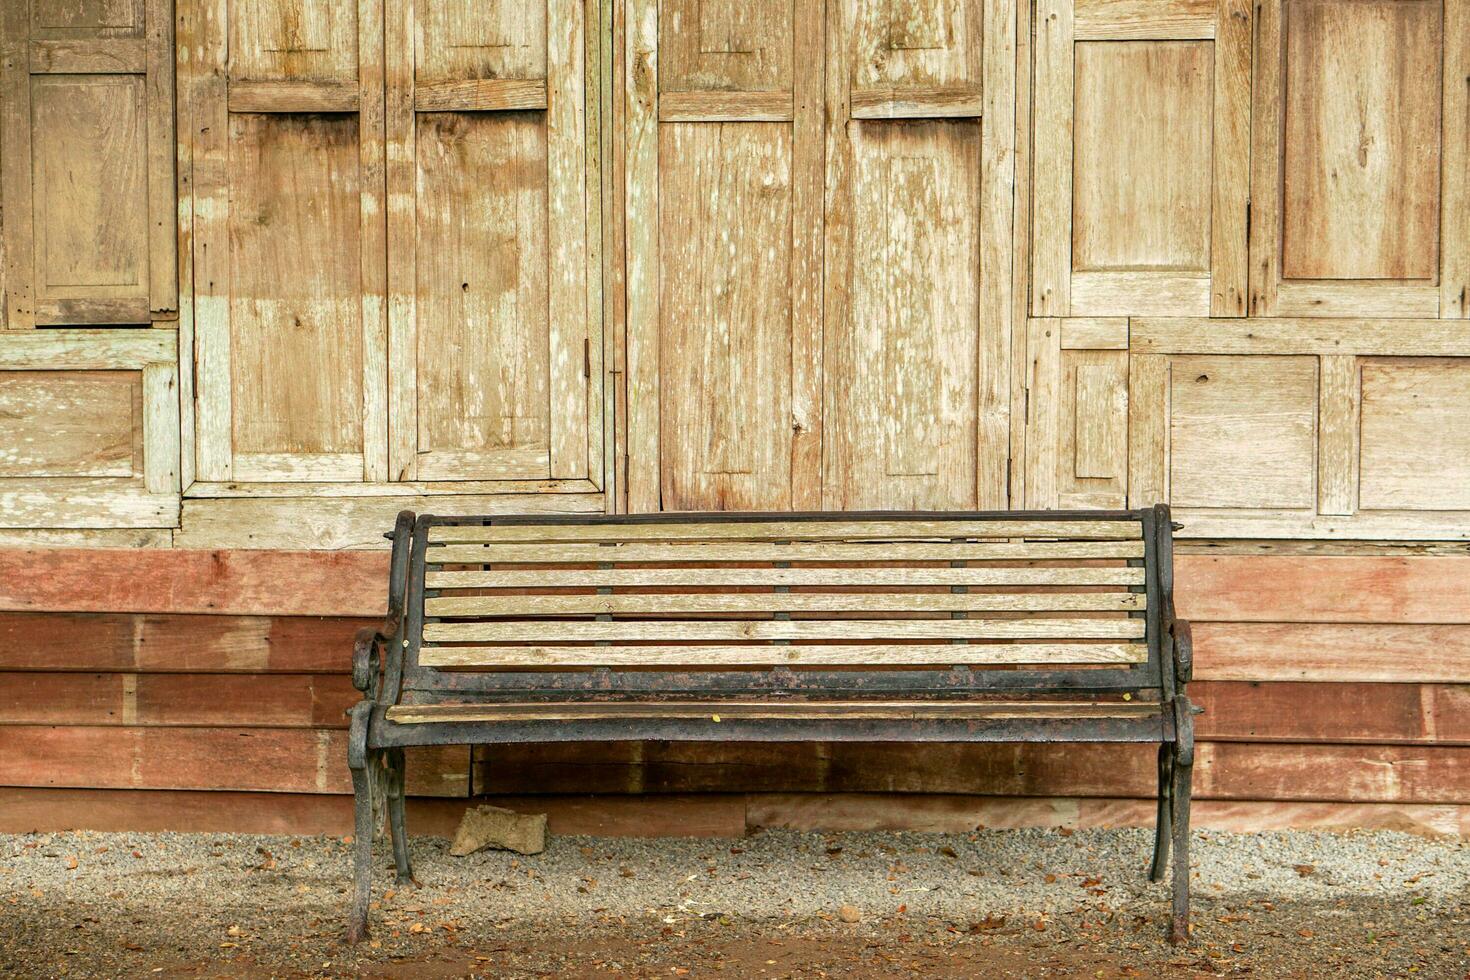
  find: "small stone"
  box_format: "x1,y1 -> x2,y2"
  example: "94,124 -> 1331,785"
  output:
837,904 -> 861,923
448,805 -> 548,856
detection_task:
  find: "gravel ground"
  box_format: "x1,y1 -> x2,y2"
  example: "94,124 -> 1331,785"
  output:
1,826 -> 1467,978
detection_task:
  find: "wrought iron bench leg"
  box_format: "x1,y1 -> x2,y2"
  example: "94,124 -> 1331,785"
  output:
1149,743 -> 1173,882
1168,695 -> 1197,945
347,759 -> 376,944
386,747 -> 416,886
1169,751 -> 1194,944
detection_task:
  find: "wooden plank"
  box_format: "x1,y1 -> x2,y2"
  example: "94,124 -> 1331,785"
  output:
1176,556 -> 1470,624
413,78 -> 548,111
0,550 -> 386,616
0,671 -> 358,727
978,0 -> 1017,510
1029,0 -> 1072,316
0,372 -> 140,479
358,0 -> 388,483
425,566 -> 1147,589
418,642 -> 1146,667
190,0 -> 230,478
1072,0 -> 1216,38
1246,0 -> 1281,316
0,529 -> 172,549
1023,319 -> 1061,508
1193,681 -> 1470,746
0,726 -> 469,796
425,592 -> 1147,617
1444,0 -> 1470,318
388,700 -> 1161,725
0,0 -> 35,328
1192,622 -> 1470,684
788,0 -> 824,510
174,493 -> 605,551
548,0 -> 590,480
0,482 -> 179,529
145,0 -> 176,318
1069,273 -> 1211,316
383,0 -> 416,480
657,90 -> 793,121
426,539 -> 1147,564
1316,354 -> 1359,516
1125,353 -> 1167,507
0,328 -> 175,369
1210,0 -> 1250,316
141,362 -> 180,494
0,612 -> 371,672
849,88 -> 983,119
1059,318 -> 1127,350
623,0 -> 659,510
429,519 -> 1144,544
422,618 -> 1147,643
1132,318 -> 1470,356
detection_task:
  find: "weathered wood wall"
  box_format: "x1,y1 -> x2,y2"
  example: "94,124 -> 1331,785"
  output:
1,0 -> 1468,833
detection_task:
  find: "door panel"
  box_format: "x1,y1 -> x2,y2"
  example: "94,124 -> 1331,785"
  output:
387,0 -> 594,485
1250,0 -> 1468,317
1031,0 -> 1250,318
1,0 -> 174,327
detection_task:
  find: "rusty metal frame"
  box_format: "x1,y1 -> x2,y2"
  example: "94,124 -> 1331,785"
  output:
346,506 -> 1197,945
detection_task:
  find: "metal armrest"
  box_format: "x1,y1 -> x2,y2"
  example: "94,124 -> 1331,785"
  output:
352,627 -> 384,700
1171,619 -> 1193,686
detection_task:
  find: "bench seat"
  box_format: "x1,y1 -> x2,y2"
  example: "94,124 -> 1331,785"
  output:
345,508 -> 1197,945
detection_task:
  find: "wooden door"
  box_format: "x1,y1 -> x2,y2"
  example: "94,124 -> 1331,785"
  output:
1249,0 -> 1469,318
1,0 -> 175,327
1030,0 -> 1250,318
625,0 -> 1015,512
385,0 -> 600,486
188,0 -> 387,485
822,0 -> 1013,510
625,0 -> 824,512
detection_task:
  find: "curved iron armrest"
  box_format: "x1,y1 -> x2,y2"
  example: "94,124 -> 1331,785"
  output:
1171,619 -> 1193,686
350,511 -> 417,706
352,625 -> 395,702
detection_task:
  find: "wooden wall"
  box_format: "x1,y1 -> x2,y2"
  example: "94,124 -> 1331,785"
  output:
1,0 -> 1468,834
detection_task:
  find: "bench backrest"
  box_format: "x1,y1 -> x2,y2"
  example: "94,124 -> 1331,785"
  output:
388,509 -> 1175,704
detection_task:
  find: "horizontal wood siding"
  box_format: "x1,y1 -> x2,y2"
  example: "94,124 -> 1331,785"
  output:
2,549 -> 1468,828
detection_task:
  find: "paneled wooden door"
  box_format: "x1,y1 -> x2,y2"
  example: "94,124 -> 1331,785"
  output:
186,0 -> 603,492
625,0 -> 1015,512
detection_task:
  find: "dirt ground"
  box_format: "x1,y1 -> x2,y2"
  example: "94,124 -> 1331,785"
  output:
3,827 -> 1467,979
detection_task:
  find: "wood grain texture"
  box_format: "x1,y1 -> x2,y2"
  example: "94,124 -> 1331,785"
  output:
1175,556 -> 1470,624
1358,359 -> 1470,511
0,612 -> 370,672
0,549 -> 386,616
0,671 -> 358,727
658,123 -> 794,510
0,726 -> 467,796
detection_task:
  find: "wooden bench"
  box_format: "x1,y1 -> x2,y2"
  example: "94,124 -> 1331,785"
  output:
346,508 -> 1198,943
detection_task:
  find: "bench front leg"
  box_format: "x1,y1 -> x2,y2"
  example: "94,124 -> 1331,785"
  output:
346,701 -> 379,943
1168,694 -> 1196,945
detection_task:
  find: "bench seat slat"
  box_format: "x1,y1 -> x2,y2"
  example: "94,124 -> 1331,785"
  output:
385,700 -> 1163,724
424,592 -> 1147,617
422,618 -> 1146,643
424,567 -> 1147,589
427,519 -> 1142,544
424,540 -> 1147,564
417,642 -> 1147,667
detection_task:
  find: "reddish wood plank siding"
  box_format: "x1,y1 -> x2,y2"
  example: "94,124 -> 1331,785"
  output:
2,550 -> 1468,831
